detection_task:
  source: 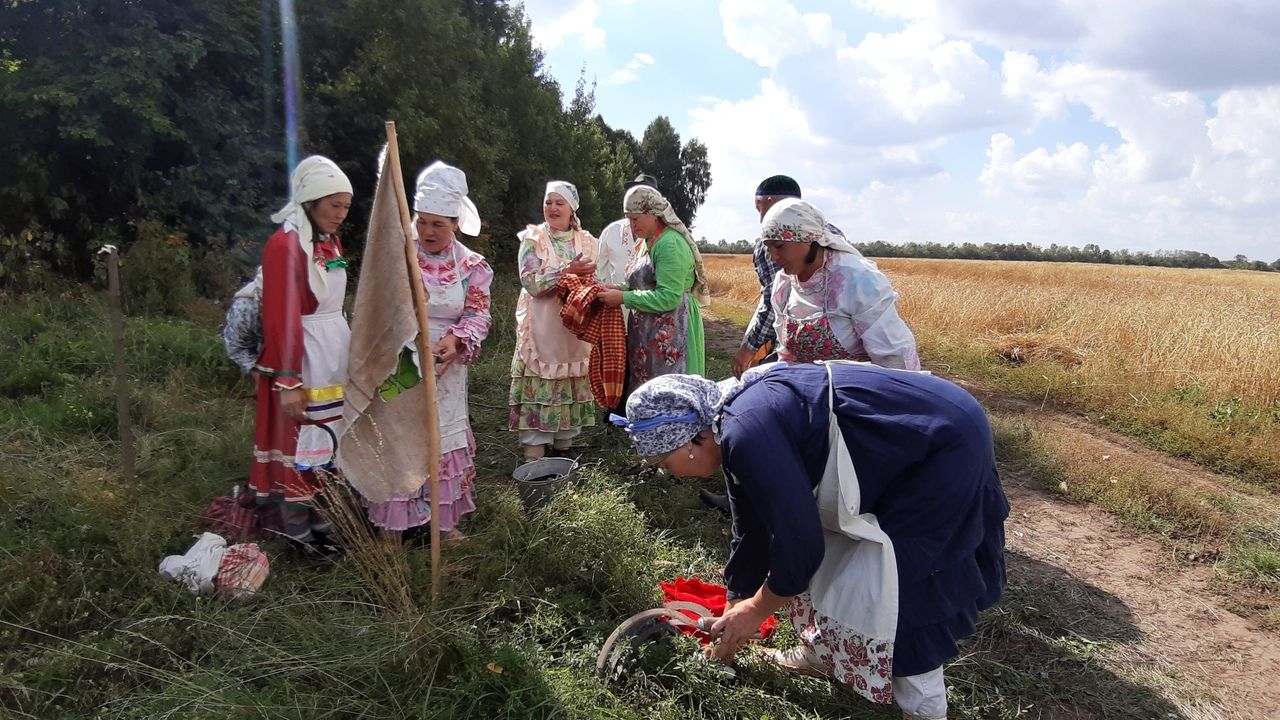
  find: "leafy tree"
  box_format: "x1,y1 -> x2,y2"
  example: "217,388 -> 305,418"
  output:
639,117 -> 683,197
0,0 -> 278,280
0,0 -> 708,286
677,139 -> 712,226
637,116 -> 712,225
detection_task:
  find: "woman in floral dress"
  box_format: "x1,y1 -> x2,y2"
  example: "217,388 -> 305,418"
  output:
612,364 -> 1008,720
763,198 -> 919,370
366,161 -> 492,535
599,185 -> 710,393
509,181 -> 599,462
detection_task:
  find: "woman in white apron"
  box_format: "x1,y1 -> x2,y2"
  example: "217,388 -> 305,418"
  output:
250,155 -> 353,554
508,181 -> 599,462
366,162 -> 492,536
610,363 -> 1009,719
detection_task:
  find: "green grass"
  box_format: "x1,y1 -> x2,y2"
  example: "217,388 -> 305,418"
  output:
0,280 -> 1216,718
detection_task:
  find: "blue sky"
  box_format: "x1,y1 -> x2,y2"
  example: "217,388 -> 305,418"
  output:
522,0 -> 1280,261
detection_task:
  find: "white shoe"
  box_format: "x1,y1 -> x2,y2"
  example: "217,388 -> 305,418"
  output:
761,645 -> 832,679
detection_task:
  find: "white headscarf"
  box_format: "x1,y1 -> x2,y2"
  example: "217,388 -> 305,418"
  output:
545,180 -> 580,211
760,197 -> 859,254
414,161 -> 482,236
269,155 -> 353,296
623,185 -> 710,307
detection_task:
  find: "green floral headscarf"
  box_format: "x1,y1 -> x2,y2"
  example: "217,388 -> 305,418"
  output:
623,186 -> 710,308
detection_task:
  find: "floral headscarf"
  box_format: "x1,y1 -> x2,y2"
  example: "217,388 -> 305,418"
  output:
612,374 -> 722,457
760,198 -> 859,255
623,185 -> 710,308
612,363 -> 785,457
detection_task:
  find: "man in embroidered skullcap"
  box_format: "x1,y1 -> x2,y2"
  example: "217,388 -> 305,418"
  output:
611,363 -> 1009,720
249,155 -> 353,555
731,175 -> 804,377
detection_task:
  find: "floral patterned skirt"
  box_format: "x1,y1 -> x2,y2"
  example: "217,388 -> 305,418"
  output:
508,355 -> 598,432
788,591 -> 896,705
365,428 -> 478,532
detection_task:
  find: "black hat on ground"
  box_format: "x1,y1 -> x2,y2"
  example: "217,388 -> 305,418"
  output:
755,175 -> 801,198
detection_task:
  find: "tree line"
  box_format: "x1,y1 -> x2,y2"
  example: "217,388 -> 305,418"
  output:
699,238 -> 1280,272
0,0 -> 712,291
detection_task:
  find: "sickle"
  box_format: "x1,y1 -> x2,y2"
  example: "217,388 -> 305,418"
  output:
595,607 -> 703,678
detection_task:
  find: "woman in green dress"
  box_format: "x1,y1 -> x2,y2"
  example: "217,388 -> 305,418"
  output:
599,185 -> 709,392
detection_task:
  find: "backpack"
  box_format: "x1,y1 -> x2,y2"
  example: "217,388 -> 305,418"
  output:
222,268 -> 264,374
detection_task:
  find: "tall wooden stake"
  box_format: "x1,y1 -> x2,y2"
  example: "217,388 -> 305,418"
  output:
101,245 -> 135,480
383,122 -> 444,605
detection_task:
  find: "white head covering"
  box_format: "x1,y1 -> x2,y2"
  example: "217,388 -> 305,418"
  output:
760,197 -> 859,254
544,180 -> 580,211
414,161 -> 482,236
623,185 -> 711,307
269,155 -> 353,296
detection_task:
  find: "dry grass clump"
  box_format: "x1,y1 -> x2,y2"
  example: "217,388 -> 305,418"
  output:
988,332 -> 1085,368
313,468 -> 416,617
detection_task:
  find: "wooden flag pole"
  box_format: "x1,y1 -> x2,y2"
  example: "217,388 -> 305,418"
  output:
384,121 -> 443,605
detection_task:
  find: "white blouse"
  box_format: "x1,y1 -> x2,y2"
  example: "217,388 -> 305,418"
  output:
770,249 -> 920,370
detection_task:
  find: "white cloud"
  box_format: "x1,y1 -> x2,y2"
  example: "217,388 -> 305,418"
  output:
522,0 -> 606,50
719,0 -> 844,68
603,52 -> 654,86
980,134 -> 1092,197
869,0 -> 1280,90
679,0 -> 1280,259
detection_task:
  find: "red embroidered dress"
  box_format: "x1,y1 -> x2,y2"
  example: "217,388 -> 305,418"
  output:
250,224 -> 350,507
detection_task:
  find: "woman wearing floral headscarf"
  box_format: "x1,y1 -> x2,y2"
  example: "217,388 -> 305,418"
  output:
609,363 -> 1008,720
509,181 -> 599,462
763,198 -> 918,369
598,185 -> 710,391
250,155 -> 353,555
367,161 -> 493,535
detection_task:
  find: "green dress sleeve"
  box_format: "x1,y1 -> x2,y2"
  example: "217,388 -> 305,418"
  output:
623,229 -> 692,312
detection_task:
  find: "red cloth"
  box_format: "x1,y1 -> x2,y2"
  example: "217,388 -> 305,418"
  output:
250,228 -> 342,506
660,576 -> 778,643
557,273 -> 626,408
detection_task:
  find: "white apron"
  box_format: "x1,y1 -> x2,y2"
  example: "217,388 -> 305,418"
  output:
294,265 -> 351,469
422,245 -> 470,456
787,360 -> 900,703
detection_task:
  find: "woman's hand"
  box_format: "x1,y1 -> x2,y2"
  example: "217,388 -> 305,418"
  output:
708,598 -> 769,664
566,254 -> 596,276
433,334 -> 462,372
598,288 -> 625,307
280,387 -> 307,421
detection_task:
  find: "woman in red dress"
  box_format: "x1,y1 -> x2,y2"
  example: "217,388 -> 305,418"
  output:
250,155 -> 353,553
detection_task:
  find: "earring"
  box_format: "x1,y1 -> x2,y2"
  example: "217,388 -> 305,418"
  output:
687,449 -> 695,460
